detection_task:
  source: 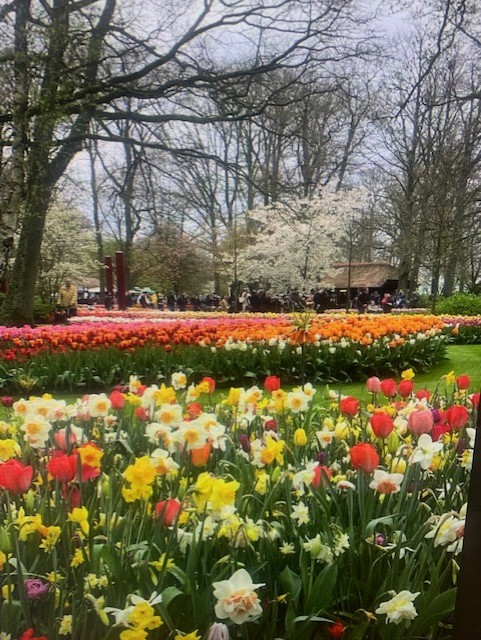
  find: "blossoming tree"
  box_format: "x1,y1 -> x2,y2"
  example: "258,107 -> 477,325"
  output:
236,188 -> 368,293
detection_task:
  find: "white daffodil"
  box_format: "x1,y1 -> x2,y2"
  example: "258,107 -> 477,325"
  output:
409,434 -> 443,470
375,590 -> 420,625
369,469 -> 404,494
213,568 -> 264,624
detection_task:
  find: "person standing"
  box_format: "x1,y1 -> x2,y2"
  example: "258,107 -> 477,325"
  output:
58,278 -> 78,317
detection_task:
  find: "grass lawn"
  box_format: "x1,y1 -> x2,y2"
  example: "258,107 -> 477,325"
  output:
329,344 -> 481,400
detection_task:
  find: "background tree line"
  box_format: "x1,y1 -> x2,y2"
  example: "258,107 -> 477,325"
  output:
1,0 -> 481,323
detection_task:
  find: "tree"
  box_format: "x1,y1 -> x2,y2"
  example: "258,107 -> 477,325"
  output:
36,203 -> 97,303
0,0 -> 375,325
236,188 -> 367,293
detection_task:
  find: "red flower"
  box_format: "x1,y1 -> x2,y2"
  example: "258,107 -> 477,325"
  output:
187,403 -> 203,419
456,375 -> 471,390
0,396 -> 14,407
397,379 -> 413,398
445,405 -> 469,430
407,410 -> 433,436
328,621 -> 346,638
415,389 -> 431,401
135,407 -> 149,422
365,377 -> 381,394
339,396 -> 359,417
19,629 -> 48,640
0,459 -> 33,494
47,452 -> 77,482
191,443 -> 212,467
264,375 -> 281,392
349,443 -> 379,474
370,412 -> 394,439
109,389 -> 125,409
380,378 -> 397,397
264,418 -> 278,432
201,376 -> 216,393
432,424 -> 451,441
155,498 -> 182,526
312,465 -> 332,488
470,393 -> 480,408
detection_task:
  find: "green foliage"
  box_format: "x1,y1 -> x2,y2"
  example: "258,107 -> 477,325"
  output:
33,297 -> 56,324
435,293 -> 481,316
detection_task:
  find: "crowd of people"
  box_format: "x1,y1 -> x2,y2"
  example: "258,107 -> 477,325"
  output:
55,278 -> 422,321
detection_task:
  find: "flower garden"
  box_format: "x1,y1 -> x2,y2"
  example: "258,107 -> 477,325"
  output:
0,311 -> 480,640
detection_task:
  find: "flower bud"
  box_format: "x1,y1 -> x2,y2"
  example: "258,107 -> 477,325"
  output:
293,428 -> 307,446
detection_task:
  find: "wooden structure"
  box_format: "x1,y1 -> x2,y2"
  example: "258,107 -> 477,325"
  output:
329,261 -> 399,306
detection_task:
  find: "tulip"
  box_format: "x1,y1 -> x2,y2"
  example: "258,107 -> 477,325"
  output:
431,424 -> 451,442
109,389 -> 125,409
294,428 -> 307,446
370,412 -> 394,439
349,443 -> 379,474
54,428 -> 78,451
0,459 -> 33,494
155,498 -> 182,526
47,452 -> 78,482
201,376 -> 216,393
187,403 -> 203,419
264,375 -> 281,392
456,375 -> 471,390
191,443 -> 212,467
397,379 -> 413,398
366,376 -> 381,394
135,407 -> 149,422
24,578 -> 49,600
312,465 -> 332,488
328,621 -> 346,639
415,389 -> 431,401
264,419 -> 278,432
470,393 -> 480,408
380,378 -> 397,397
407,410 -> 433,436
0,396 -> 14,407
339,396 -> 359,417
206,623 -> 230,640
445,405 -> 469,430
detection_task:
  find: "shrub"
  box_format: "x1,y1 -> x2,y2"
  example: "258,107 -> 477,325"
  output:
435,293 -> 481,316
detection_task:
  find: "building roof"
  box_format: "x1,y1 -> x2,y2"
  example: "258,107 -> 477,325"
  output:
331,262 -> 399,289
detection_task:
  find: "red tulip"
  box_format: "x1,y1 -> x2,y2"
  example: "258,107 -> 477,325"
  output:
349,443 -> 379,474
190,443 -> 212,467
456,375 -> 471,390
135,407 -> 149,421
370,412 -> 394,438
380,378 -> 397,397
432,424 -> 451,442
109,390 -> 125,410
187,403 -> 203,419
397,379 -> 413,398
47,452 -> 77,482
415,389 -> 431,401
264,375 -> 281,392
0,459 -> 34,494
264,418 -> 278,432
0,396 -> 14,407
339,396 -> 359,417
445,405 -> 469,430
408,410 -> 433,436
201,376 -> 216,393
470,393 -> 480,408
312,465 -> 332,488
328,621 -> 346,639
365,377 -> 381,394
155,498 -> 182,526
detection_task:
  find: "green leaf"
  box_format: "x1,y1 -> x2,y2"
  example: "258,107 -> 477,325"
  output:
161,585 -> 183,608
410,588 -> 456,635
278,566 -> 302,605
306,563 -> 338,613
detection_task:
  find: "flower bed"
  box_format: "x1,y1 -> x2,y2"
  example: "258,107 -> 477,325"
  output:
0,370 -> 476,639
0,314 -> 448,391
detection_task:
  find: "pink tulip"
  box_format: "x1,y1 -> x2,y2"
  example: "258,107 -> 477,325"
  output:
408,410 -> 433,436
